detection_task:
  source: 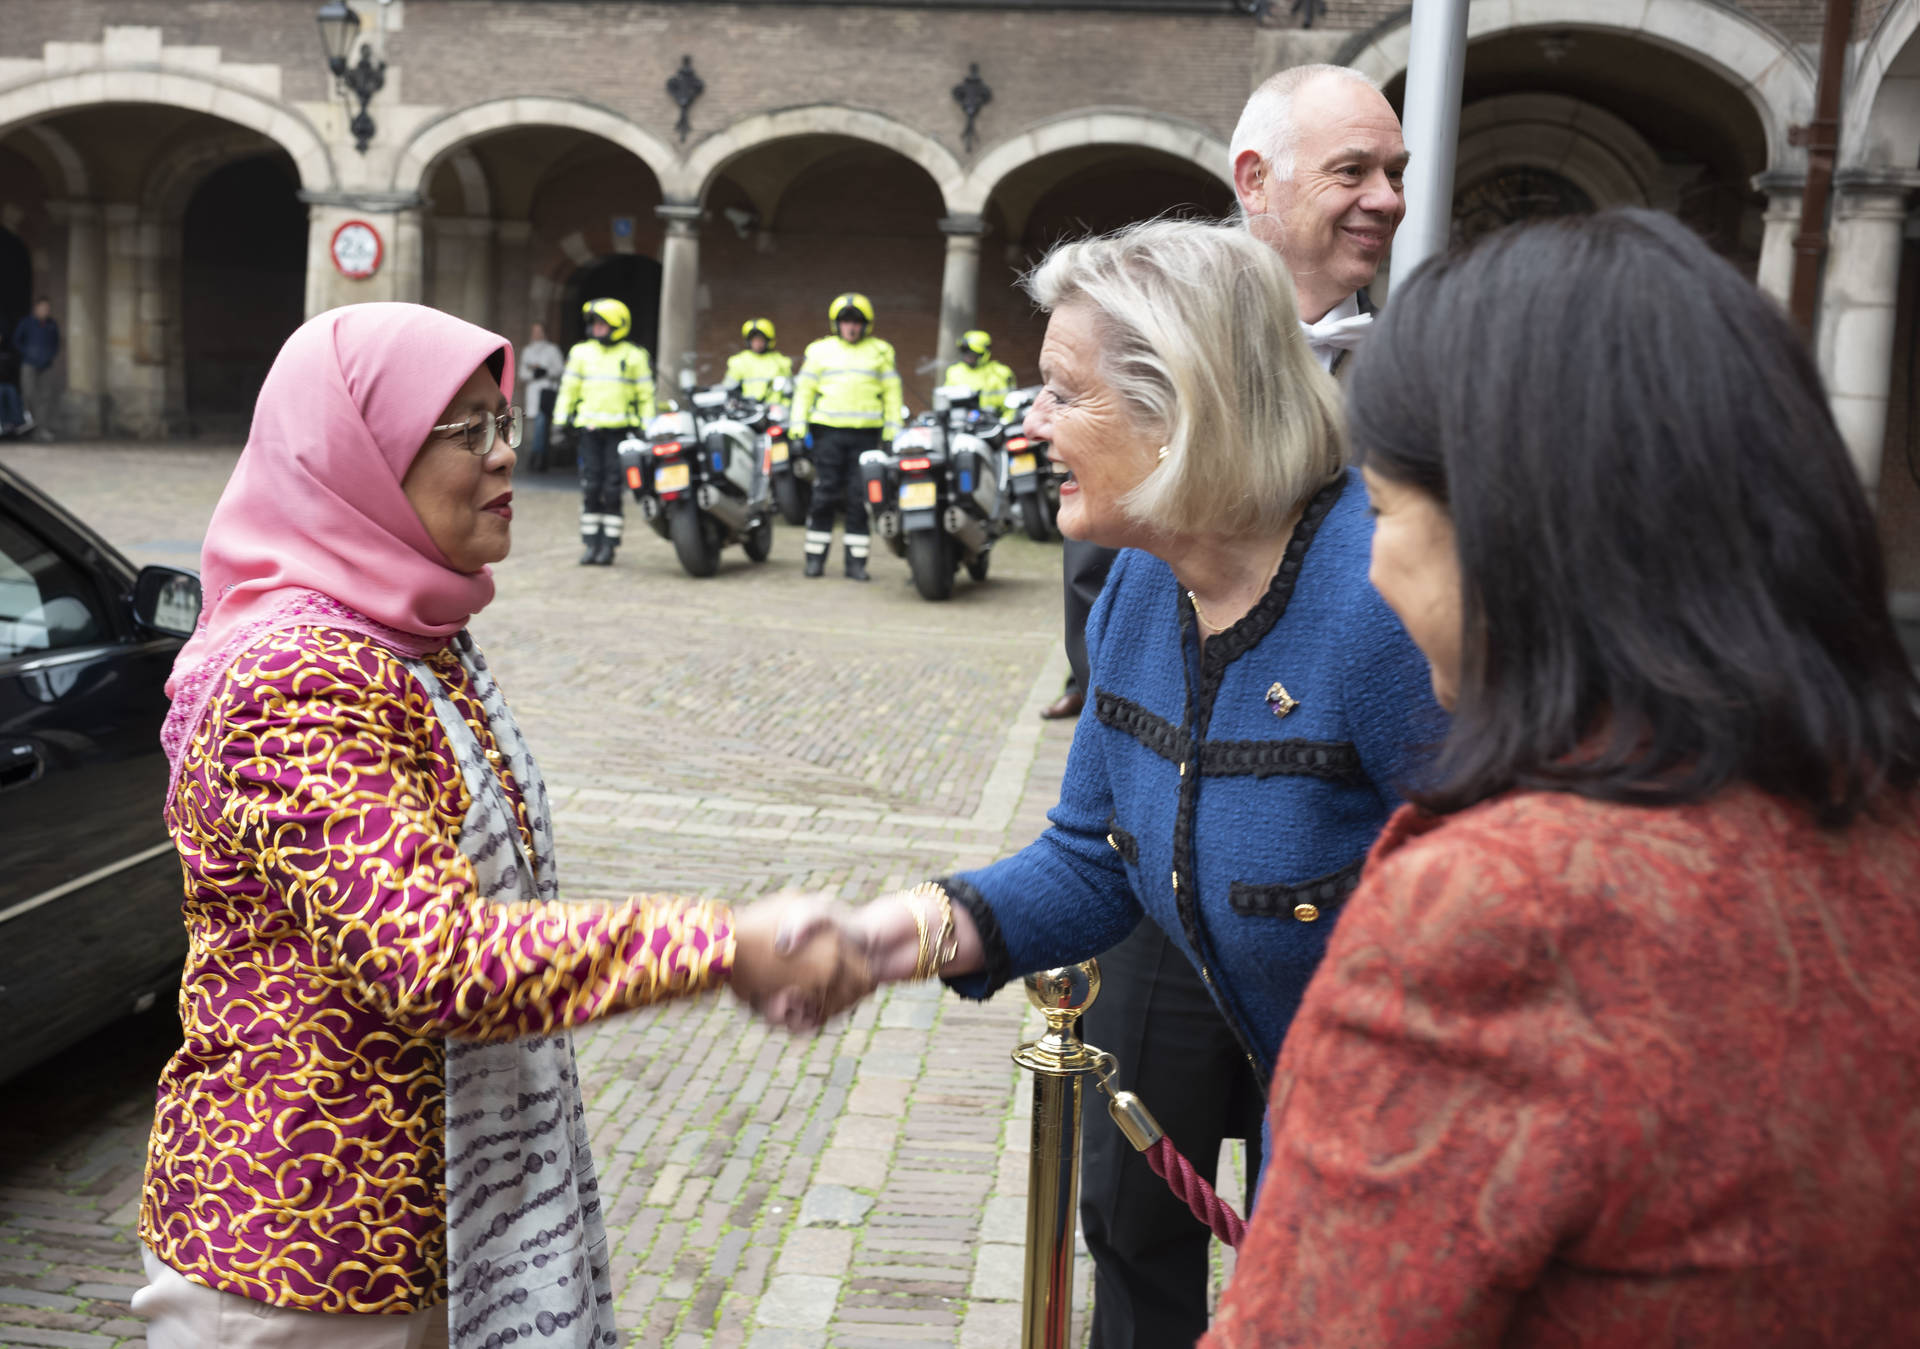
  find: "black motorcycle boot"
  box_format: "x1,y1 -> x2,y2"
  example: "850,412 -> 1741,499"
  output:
803,551 -> 826,578
578,530 -> 601,565
593,535 -> 616,566
843,552 -> 870,582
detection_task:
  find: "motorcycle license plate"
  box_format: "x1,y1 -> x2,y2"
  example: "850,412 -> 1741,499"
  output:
769,440 -> 789,464
900,480 -> 938,511
656,462 -> 691,493
1011,453 -> 1037,475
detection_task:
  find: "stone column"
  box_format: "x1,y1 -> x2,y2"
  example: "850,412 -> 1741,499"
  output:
655,202 -> 703,387
1816,174 -> 1915,494
103,203 -> 166,436
936,214 -> 985,373
495,220 -> 534,352
49,200 -> 106,437
1752,172 -> 1803,311
298,192 -> 427,313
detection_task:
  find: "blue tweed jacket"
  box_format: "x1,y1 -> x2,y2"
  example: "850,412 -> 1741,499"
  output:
946,470 -> 1444,1081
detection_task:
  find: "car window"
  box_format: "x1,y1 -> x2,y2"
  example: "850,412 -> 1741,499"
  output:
0,514 -> 109,660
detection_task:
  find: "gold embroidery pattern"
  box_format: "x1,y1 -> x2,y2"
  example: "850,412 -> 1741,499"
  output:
139,627 -> 734,1313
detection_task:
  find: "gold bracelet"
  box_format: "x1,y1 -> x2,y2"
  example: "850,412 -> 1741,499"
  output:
903,881 -> 957,980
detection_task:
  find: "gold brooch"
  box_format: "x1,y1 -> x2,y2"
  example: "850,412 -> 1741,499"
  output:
1266,681 -> 1298,718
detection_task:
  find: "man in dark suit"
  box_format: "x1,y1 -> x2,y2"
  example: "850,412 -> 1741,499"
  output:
1075,63 -> 1408,1349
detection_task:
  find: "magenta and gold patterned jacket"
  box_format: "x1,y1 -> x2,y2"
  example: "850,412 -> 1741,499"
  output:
139,626 -> 734,1314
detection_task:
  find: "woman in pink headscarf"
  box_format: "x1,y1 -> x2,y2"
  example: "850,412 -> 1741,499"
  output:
130,304 -> 854,1349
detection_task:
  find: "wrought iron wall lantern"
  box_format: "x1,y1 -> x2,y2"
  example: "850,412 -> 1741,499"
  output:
316,1 -> 386,154
667,55 -> 704,143
952,64 -> 992,153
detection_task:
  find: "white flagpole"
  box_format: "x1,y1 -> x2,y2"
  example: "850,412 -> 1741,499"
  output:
1388,0 -> 1472,284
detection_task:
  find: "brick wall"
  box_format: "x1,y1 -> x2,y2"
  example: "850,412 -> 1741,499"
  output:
0,0 -> 333,101
390,2 -> 1263,162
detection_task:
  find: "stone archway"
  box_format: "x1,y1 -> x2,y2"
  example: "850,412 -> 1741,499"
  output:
1842,0 -> 1920,172
0,69 -> 334,195
682,106 -> 966,212
951,110 -> 1232,218
1823,0 -> 1920,557
1452,93 -> 1662,218
134,128 -> 305,432
693,129 -> 953,397
1336,0 -> 1814,176
390,96 -> 679,202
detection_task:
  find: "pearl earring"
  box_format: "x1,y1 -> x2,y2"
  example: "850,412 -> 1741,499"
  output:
1157,446 -> 1169,463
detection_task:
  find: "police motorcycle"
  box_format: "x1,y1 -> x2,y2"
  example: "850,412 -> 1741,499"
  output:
1001,385 -> 1060,542
752,377 -> 814,527
620,371 -> 775,577
864,385 -> 1008,602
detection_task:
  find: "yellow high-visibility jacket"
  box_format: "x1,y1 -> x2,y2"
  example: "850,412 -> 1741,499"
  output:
791,335 -> 903,440
941,358 -> 1016,418
724,348 -> 794,402
556,339 -> 655,429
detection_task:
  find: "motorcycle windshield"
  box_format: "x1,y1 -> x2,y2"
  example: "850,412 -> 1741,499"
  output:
648,410 -> 697,439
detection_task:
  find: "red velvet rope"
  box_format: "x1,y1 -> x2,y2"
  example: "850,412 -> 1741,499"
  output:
1144,1135 -> 1247,1248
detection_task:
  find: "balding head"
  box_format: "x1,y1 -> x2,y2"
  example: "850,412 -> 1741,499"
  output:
1232,66 -> 1407,321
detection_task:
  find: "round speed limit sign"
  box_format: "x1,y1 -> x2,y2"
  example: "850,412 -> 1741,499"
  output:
330,220 -> 383,280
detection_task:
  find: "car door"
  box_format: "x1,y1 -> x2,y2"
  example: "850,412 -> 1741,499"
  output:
0,492 -> 186,1080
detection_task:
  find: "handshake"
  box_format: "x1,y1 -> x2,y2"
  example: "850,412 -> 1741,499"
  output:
727,885 -> 981,1032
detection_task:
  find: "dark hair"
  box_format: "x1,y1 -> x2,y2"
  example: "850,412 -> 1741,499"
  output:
1349,208 -> 1920,825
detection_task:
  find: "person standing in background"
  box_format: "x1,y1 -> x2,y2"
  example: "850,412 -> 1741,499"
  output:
518,322 -> 565,474
13,297 -> 60,440
789,293 -> 902,582
1074,63 -> 1410,1349
726,319 -> 793,401
942,330 -> 1015,418
554,298 -> 653,567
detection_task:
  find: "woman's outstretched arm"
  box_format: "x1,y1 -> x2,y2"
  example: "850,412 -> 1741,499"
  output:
193,629 -> 843,1041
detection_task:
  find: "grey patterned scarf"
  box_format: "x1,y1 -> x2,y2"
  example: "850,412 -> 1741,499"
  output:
401,633 -> 619,1349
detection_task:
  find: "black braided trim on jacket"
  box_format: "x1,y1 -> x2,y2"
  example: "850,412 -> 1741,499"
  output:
937,875 -> 1014,999
1092,690 -> 1190,764
1198,473 -> 1347,674
1228,856 -> 1366,918
1199,738 -> 1364,783
1103,816 -> 1139,865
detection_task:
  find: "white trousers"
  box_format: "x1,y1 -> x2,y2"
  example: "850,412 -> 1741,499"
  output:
132,1248 -> 450,1349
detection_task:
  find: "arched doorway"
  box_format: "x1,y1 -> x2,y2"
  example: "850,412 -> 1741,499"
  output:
180,153 -> 305,434
0,103 -> 313,436
562,253 -> 663,354
698,135 -> 948,404
1453,166 -> 1596,243
976,145 -> 1236,388
419,125 -> 666,368
1383,27 -> 1771,270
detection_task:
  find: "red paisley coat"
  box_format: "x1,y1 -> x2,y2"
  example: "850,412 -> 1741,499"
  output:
1204,785 -> 1920,1349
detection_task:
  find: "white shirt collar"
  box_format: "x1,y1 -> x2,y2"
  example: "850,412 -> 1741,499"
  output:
1301,292 -> 1369,373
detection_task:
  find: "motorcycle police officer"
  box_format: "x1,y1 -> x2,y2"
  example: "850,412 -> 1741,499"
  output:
725,319 -> 792,401
790,292 -> 902,581
942,329 -> 1016,418
555,297 -> 655,565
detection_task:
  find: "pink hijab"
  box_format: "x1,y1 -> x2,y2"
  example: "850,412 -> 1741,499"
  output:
162,302 -> 515,788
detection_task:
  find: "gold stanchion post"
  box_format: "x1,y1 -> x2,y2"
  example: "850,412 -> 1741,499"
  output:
1012,962 -> 1103,1349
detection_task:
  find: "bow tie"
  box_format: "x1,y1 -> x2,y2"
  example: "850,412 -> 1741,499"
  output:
1300,309 -> 1373,354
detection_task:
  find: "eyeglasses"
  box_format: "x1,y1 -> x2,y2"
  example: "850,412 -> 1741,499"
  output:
430,405 -> 524,457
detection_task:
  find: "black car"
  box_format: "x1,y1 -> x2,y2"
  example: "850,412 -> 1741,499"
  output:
0,462 -> 201,1082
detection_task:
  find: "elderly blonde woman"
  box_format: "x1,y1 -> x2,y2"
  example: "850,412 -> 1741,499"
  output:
790,218 -> 1442,1144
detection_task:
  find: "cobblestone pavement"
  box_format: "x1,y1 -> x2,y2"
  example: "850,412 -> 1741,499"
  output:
0,442 -> 1215,1348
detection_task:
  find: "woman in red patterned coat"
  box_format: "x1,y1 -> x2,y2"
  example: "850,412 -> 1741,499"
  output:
1204,211 -> 1920,1347
132,304 -> 855,1349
